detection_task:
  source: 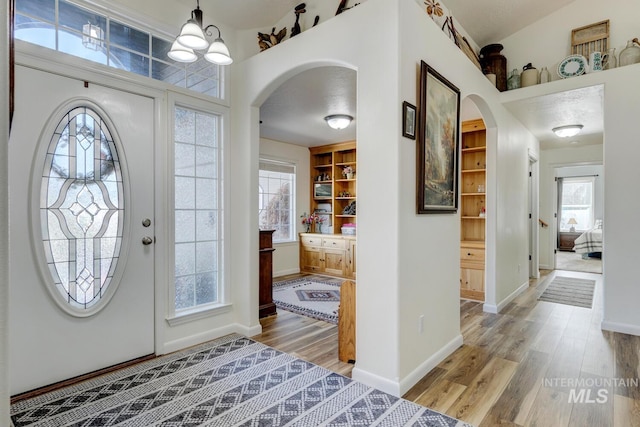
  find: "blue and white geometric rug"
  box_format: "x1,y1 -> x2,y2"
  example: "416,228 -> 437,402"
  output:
10,334 -> 472,426
272,277 -> 343,324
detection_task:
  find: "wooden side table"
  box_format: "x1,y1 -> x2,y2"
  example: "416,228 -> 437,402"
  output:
259,230 -> 277,318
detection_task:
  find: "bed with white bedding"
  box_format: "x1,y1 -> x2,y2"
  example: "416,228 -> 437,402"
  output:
572,220 -> 603,255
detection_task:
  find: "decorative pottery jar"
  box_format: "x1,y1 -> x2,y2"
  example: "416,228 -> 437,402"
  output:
479,44 -> 507,92
619,40 -> 640,66
521,63 -> 538,87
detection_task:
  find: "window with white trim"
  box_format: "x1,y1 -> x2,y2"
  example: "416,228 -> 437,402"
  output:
259,159 -> 296,243
559,177 -> 595,232
174,105 -> 224,312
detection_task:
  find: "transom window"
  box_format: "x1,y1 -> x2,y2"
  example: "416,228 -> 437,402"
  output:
41,106 -> 124,311
259,159 -> 296,243
14,0 -> 223,98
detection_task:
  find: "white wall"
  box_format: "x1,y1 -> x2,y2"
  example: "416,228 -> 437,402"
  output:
233,0 -> 538,395
498,0 -> 640,335
259,138 -> 310,277
1,0 -> 10,422
500,0 -> 640,82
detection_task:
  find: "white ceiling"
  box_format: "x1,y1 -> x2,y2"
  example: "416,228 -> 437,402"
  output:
259,67 -> 357,146
202,0 -> 602,150
503,85 -> 604,150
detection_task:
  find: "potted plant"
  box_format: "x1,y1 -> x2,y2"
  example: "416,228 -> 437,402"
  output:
342,166 -> 354,179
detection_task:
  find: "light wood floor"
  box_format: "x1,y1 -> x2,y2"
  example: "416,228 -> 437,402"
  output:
252,270 -> 640,427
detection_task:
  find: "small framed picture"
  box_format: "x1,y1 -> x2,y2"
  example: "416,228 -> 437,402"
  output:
402,101 -> 416,139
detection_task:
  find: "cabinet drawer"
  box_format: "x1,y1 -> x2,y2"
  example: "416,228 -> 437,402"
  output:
322,237 -> 346,249
460,248 -> 485,262
301,235 -> 323,247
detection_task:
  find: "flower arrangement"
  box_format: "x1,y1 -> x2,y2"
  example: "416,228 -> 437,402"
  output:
342,166 -> 354,178
300,212 -> 325,232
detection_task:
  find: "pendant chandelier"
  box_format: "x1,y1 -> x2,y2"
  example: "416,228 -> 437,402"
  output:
168,0 -> 233,65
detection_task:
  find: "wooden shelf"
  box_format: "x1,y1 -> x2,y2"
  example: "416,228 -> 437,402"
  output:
460,119 -> 486,302
461,240 -> 485,248
309,141 -> 357,234
462,146 -> 486,153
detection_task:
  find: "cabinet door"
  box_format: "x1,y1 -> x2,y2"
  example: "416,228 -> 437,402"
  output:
460,265 -> 485,301
300,246 -> 322,273
323,248 -> 346,276
346,240 -> 356,279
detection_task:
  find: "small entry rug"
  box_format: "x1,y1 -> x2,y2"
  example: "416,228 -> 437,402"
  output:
538,276 -> 596,308
10,334 -> 472,427
272,277 -> 342,324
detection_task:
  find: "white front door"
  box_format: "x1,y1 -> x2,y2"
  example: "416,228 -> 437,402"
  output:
9,65 -> 155,394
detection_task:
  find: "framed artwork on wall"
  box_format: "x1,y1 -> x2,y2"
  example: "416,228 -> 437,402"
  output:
416,60 -> 460,214
402,101 -> 416,139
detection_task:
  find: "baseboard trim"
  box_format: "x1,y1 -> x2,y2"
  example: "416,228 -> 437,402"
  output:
351,334 -> 464,397
351,367 -> 402,397
601,320 -> 640,336
163,323 -> 262,354
273,268 -> 300,278
398,334 -> 463,396
483,280 -> 529,314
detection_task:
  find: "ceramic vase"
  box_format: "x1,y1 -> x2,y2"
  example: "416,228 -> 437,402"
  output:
619,40 -> 640,66
479,44 -> 507,92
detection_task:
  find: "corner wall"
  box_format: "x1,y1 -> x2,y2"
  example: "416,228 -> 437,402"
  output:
1,0 -> 9,421
397,0 -> 538,387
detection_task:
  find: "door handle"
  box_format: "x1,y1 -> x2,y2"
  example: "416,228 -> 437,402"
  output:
142,236 -> 154,245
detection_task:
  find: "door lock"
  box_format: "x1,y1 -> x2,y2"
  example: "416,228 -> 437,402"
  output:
142,236 -> 154,245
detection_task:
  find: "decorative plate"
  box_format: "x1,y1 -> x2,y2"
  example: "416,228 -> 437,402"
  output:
557,55 -> 588,78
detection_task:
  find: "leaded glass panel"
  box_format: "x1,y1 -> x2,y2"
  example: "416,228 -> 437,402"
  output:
41,106 -> 124,310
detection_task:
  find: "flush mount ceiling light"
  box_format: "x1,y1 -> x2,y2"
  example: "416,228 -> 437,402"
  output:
168,0 -> 233,65
552,124 -> 583,138
324,114 -> 353,130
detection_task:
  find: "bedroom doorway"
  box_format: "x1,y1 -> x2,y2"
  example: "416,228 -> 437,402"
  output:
554,165 -> 603,274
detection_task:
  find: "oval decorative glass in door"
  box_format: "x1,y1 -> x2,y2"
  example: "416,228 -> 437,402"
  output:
41,106 -> 124,312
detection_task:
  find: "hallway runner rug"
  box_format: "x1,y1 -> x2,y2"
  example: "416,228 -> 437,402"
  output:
538,276 -> 595,308
272,277 -> 343,324
10,334 -> 472,427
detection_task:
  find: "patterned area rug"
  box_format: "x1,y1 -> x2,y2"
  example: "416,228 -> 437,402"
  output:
11,334 -> 472,427
538,276 -> 596,308
272,277 -> 343,324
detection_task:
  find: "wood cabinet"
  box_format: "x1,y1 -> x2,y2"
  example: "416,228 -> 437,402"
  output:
309,141 -> 357,234
299,233 -> 356,279
338,280 -> 356,363
460,119 -> 486,301
259,230 -> 276,318
559,231 -> 582,251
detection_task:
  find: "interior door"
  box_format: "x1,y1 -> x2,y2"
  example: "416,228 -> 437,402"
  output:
9,65 -> 155,394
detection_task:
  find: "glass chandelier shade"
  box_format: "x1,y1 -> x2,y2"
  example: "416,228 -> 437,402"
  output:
167,40 -> 197,63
